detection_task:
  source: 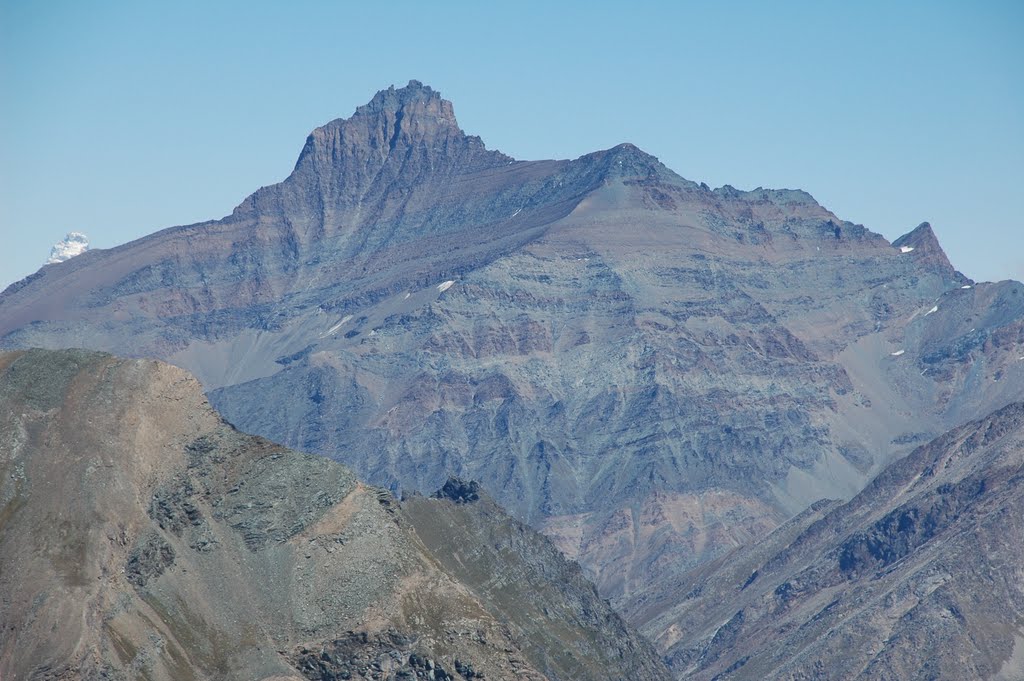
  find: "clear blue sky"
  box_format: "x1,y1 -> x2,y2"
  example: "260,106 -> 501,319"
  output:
2,0 -> 1022,288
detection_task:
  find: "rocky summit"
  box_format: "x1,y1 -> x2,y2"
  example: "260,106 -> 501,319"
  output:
1,81 -> 1023,678
0,348 -> 670,681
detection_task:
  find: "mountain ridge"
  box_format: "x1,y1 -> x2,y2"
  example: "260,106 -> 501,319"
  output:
3,82 -> 845,304
0,347 -> 671,681
1,82 -> 1021,646
628,400 -> 1024,679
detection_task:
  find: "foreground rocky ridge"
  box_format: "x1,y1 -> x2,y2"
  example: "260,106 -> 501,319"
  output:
1,81 -> 1022,619
0,348 -> 670,681
629,401 -> 1024,680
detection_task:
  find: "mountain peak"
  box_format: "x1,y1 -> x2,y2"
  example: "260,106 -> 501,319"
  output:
354,80 -> 457,128
304,80 -> 464,156
258,82 -> 510,221
893,222 -> 956,276
574,142 -> 675,182
894,221 -> 939,248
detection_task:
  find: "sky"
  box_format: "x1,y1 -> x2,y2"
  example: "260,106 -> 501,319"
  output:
1,0 -> 1022,288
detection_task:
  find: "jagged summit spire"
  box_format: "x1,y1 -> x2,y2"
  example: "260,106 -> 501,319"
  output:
355,80 -> 457,126
299,80 -> 466,164
287,80 -> 494,181
234,81 -> 510,225
325,79 -> 461,147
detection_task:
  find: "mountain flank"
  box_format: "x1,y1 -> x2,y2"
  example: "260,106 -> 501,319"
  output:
0,348 -> 670,681
628,401 -> 1024,680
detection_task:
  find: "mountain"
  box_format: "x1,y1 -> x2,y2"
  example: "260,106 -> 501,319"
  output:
1,81 -> 1023,611
0,348 -> 670,681
627,400 -> 1024,680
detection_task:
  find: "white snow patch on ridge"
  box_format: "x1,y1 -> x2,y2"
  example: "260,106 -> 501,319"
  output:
961,285 -> 972,289
437,280 -> 455,293
46,232 -> 89,264
925,305 -> 938,316
899,246 -> 915,253
891,350 -> 906,356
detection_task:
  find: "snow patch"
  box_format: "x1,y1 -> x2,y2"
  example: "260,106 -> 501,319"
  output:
46,232 -> 89,264
891,350 -> 906,356
403,292 -> 411,300
961,285 -> 972,289
323,315 -> 353,337
437,280 -> 455,293
511,208 -> 522,218
899,246 -> 915,253
925,305 -> 938,316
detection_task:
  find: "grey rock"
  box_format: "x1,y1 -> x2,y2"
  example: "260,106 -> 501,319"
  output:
432,477 -> 481,504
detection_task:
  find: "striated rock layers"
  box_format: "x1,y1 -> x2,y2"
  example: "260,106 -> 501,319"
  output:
628,401 -> 1024,680
0,348 -> 670,681
1,81 -> 1023,613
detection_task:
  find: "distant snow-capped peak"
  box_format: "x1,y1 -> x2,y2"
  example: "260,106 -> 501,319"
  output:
46,232 -> 89,264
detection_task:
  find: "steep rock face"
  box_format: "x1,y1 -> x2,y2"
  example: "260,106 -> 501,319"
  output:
1,82 -> 1023,607
628,402 -> 1024,680
891,221 -> 956,276
0,349 -> 670,681
404,482 -> 670,681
